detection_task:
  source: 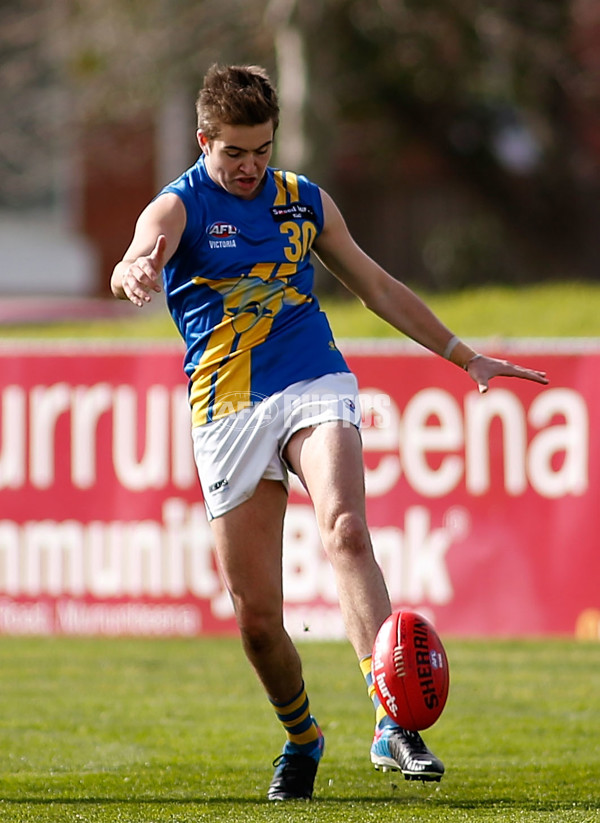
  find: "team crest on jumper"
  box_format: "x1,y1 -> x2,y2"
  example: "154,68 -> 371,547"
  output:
207,222 -> 238,248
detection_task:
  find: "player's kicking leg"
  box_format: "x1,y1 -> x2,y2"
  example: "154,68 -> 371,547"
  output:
285,421 -> 444,782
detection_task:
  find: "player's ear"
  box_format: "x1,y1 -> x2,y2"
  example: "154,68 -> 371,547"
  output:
197,130 -> 209,153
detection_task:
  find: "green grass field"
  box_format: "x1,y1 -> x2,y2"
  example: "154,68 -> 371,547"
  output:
0,636 -> 598,822
3,281 -> 600,339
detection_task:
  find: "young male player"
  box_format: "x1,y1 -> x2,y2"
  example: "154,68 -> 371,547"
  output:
111,64 -> 548,801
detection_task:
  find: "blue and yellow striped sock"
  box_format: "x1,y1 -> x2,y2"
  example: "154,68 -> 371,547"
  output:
359,655 -> 394,732
270,682 -> 323,761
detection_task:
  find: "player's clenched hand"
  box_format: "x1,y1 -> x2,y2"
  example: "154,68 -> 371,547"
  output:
466,354 -> 549,394
121,235 -> 167,307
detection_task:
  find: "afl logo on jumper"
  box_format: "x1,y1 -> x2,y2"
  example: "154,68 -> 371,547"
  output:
207,222 -> 238,248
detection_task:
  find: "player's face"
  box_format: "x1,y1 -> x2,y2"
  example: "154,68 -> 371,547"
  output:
198,122 -> 274,200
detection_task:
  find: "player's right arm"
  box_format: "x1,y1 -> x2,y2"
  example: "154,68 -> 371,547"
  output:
111,193 -> 187,307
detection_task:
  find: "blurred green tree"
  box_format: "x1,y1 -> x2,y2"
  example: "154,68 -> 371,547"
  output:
2,0 -> 599,288
299,0 -> 600,286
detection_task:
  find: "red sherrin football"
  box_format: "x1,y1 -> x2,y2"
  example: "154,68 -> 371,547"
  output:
372,610 -> 449,731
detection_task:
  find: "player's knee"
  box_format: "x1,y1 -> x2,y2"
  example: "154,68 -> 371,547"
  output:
322,510 -> 371,562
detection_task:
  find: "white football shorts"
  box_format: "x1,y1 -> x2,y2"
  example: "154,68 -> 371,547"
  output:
191,372 -> 361,519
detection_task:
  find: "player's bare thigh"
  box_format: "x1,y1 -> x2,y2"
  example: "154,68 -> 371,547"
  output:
208,477 -> 288,611
284,421 -> 367,527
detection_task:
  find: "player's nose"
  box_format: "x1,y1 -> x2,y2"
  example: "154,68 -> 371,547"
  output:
240,155 -> 259,175
237,156 -> 251,171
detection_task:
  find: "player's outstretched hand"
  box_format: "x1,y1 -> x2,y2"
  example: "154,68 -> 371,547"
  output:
466,354 -> 549,394
122,235 -> 166,307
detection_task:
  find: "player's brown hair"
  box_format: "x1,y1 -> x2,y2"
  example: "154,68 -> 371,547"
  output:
196,64 -> 280,140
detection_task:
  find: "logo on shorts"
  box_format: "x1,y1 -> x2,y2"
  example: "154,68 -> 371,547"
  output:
208,478 -> 229,493
343,398 -> 356,413
212,391 -> 278,431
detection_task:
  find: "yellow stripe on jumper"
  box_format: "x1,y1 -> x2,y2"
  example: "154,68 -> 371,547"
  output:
273,171 -> 288,206
273,170 -> 300,205
284,171 -> 299,202
189,262 -> 305,426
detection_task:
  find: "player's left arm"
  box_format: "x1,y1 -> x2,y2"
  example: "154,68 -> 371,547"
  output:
313,188 -> 548,393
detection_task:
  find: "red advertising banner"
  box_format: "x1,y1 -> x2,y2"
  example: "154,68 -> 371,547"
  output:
0,340 -> 598,638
